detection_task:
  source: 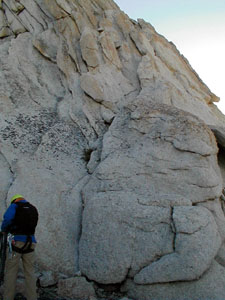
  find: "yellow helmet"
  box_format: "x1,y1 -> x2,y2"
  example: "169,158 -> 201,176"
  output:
11,194 -> 24,203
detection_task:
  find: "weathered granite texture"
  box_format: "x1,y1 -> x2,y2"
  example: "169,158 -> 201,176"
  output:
57,276 -> 96,300
79,102 -> 223,287
0,1 -> 225,299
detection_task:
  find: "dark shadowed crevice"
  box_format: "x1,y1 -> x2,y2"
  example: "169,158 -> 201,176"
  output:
170,207 -> 176,252
218,144 -> 225,186
0,152 -> 15,208
82,148 -> 93,163
93,280 -> 126,299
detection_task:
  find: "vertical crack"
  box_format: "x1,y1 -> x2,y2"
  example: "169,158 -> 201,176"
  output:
74,174 -> 91,272
5,167 -> 15,208
220,188 -> 225,214
0,152 -> 16,209
170,206 -> 176,251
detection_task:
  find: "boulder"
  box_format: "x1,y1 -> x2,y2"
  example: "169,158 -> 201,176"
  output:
123,260 -> 225,300
57,276 -> 96,300
79,102 -> 223,285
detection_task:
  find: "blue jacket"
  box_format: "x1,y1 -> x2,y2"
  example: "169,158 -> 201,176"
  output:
1,200 -> 37,243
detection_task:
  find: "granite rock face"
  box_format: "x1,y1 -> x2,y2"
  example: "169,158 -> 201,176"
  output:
79,102 -> 223,286
0,0 -> 225,299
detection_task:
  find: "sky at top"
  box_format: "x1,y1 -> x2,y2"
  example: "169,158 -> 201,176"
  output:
114,0 -> 225,115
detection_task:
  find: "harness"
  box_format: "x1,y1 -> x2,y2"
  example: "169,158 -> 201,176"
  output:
11,235 -> 34,254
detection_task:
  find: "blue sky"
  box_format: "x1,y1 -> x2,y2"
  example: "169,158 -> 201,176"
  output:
114,0 -> 225,114
115,0 -> 225,23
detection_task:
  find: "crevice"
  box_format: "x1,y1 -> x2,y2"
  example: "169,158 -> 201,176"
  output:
32,45 -> 57,63
192,197 -> 219,206
170,207 -> 176,251
172,144 -> 211,157
136,199 -> 170,208
220,188 -> 225,214
81,89 -> 103,104
215,255 -> 225,268
51,1 -> 70,18
178,228 -> 209,236
82,148 -> 93,163
129,34 -> 144,57
53,14 -> 70,21
124,88 -> 139,98
76,175 -> 91,272
189,182 -> 220,189
0,151 -> 16,208
93,280 -> 126,299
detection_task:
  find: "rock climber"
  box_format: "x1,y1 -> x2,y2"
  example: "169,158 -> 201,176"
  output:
1,194 -> 38,300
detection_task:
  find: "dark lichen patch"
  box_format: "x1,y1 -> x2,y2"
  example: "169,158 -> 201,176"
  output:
0,110 -> 58,152
35,121 -> 88,159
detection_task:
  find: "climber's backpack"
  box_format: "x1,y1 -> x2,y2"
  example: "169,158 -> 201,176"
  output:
10,202 -> 38,236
